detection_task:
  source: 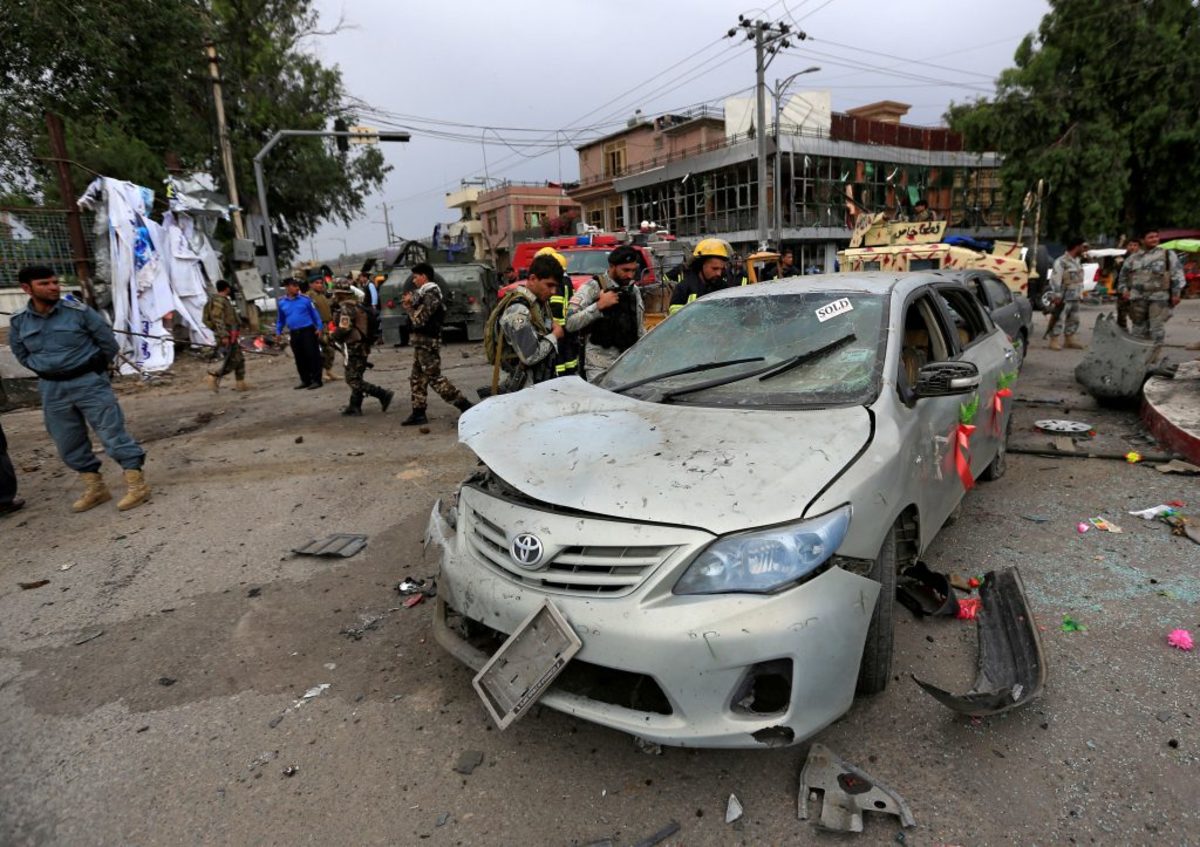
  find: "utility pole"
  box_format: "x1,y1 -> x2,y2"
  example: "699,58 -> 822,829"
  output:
379,202 -> 394,246
43,113 -> 96,307
728,15 -> 805,251
204,41 -> 261,329
205,43 -> 245,242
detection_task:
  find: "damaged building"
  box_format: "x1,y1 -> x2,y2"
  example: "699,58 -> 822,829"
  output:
571,97 -> 1008,272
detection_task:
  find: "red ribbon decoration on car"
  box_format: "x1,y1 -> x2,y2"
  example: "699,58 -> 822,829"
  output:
991,387 -> 1013,436
955,423 -> 976,490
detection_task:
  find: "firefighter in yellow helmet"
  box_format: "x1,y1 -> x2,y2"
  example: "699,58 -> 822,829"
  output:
535,247 -> 580,377
668,238 -> 733,315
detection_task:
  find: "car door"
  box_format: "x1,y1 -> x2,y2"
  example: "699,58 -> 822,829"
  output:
894,289 -> 967,545
932,284 -> 1014,478
973,272 -> 1020,341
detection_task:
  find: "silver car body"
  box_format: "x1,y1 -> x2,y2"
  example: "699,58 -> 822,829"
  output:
430,273 -> 1015,748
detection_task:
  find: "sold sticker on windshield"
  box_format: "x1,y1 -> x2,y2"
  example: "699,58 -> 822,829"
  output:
815,298 -> 853,322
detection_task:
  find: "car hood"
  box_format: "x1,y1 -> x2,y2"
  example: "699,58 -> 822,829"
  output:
458,378 -> 872,535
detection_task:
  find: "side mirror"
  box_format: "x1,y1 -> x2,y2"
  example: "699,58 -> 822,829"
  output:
914,361 -> 980,398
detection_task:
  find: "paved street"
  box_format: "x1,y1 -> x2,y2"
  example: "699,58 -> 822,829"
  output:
2,303 -> 1198,846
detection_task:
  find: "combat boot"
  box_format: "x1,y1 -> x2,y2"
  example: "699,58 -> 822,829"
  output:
1064,334 -> 1084,349
1048,335 -> 1062,351
117,469 -> 150,511
205,374 -> 221,393
400,407 -> 428,426
73,472 -> 112,512
235,379 -> 251,391
377,388 -> 395,413
452,398 -> 473,413
341,393 -> 364,416
323,368 -> 336,383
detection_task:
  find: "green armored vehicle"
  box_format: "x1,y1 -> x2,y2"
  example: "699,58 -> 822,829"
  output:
379,262 -> 497,346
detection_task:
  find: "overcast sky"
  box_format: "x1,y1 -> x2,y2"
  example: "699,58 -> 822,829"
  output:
308,0 -> 1051,258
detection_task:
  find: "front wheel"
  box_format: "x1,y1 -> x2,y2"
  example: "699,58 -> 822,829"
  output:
856,524 -> 898,696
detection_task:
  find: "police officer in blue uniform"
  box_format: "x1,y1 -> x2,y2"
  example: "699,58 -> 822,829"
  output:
8,266 -> 150,512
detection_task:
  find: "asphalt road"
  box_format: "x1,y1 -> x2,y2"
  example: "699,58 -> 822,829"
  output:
1,302 -> 1198,846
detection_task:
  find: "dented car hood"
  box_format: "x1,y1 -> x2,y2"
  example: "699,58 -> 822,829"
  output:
459,378 -> 871,535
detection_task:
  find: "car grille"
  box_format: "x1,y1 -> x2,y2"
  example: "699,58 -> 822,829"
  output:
463,502 -> 676,596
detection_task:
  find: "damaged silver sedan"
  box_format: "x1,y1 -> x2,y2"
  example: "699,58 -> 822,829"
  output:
429,273 -> 1017,748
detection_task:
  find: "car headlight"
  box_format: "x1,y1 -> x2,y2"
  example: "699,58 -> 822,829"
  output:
674,505 -> 851,595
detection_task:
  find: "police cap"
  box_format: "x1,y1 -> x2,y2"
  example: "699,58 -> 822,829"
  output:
608,245 -> 640,266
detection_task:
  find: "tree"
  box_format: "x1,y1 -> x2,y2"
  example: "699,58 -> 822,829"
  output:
0,0 -> 388,262
946,0 -> 1200,241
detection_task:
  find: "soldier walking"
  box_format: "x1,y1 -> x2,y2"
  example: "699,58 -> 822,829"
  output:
1048,237 -> 1088,351
308,277 -> 337,384
565,244 -> 645,381
329,279 -> 393,416
203,280 -> 250,392
1118,227 -> 1184,354
1115,238 -> 1139,331
399,262 -> 472,425
9,266 -> 150,512
484,253 -> 565,394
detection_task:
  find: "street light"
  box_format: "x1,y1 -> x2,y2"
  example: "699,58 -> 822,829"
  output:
253,128 -> 409,297
773,66 -> 820,249
323,236 -> 349,257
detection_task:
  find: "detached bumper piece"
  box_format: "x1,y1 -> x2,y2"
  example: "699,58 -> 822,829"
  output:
913,566 -> 1047,716
798,743 -> 915,833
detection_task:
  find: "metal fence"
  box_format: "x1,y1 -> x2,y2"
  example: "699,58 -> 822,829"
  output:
0,207 -> 92,287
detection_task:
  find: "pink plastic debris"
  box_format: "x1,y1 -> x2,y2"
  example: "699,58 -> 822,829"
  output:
957,597 -> 982,620
1167,629 -> 1194,651
1076,522 -> 1090,533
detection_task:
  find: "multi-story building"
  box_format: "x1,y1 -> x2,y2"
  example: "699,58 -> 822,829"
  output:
443,184 -> 485,262
571,98 -> 1008,272
475,181 -> 581,268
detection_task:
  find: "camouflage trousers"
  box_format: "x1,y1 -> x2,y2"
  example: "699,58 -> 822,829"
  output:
1049,299 -> 1079,337
410,339 -> 465,409
1116,297 -> 1129,330
345,349 -> 385,398
207,342 -> 245,380
1128,299 -> 1172,345
321,334 -> 336,372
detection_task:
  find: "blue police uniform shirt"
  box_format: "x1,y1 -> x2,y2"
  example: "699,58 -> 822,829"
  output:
275,294 -> 322,334
9,297 -> 118,375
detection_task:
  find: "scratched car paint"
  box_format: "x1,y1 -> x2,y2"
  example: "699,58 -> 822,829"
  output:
428,273 -> 1015,748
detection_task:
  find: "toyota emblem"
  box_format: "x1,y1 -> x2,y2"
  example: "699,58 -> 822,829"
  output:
509,533 -> 545,569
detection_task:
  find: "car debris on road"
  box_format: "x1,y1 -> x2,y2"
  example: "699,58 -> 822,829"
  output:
798,743 -> 915,833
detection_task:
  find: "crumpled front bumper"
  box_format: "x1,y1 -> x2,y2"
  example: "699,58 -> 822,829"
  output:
426,495 -> 880,749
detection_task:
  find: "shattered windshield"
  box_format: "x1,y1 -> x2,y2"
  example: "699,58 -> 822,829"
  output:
564,251 -> 611,275
599,291 -> 887,408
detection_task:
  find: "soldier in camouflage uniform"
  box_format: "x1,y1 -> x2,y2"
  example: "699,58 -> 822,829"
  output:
308,277 -> 337,383
1117,227 -> 1185,352
566,244 -> 644,381
1115,238 -> 1139,331
486,254 -> 565,394
203,280 -> 249,392
329,279 -> 394,416
399,262 -> 472,425
1048,237 -> 1087,350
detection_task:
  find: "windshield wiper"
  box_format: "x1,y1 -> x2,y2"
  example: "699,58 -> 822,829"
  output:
608,357 -> 765,394
660,334 -> 858,401
758,333 -> 857,382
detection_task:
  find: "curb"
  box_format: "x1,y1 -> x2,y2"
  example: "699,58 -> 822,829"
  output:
1141,360 -> 1200,466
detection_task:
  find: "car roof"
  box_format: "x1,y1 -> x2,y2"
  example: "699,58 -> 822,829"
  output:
705,271 -> 955,302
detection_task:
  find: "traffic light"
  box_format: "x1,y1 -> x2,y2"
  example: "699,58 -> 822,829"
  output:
334,118 -> 349,153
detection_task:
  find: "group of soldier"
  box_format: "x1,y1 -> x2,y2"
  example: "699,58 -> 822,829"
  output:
484,238 -> 744,393
214,265 -> 472,426
1047,226 -> 1187,355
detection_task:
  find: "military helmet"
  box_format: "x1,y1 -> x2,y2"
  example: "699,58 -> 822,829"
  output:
693,238 -> 732,261
534,246 -> 569,270
331,277 -> 354,294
